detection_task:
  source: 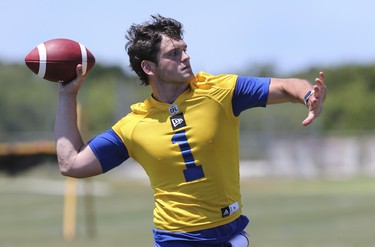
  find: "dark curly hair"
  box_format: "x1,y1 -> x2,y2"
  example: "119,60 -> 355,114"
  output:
125,14 -> 184,85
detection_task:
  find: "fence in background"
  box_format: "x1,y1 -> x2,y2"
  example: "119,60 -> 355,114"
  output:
239,135 -> 375,179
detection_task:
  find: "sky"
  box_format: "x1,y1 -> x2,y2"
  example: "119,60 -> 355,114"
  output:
1,0 -> 375,76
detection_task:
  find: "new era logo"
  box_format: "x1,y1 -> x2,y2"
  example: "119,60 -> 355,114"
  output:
170,113 -> 186,130
172,118 -> 184,127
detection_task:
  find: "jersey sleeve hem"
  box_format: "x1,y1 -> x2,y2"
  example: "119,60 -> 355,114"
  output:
88,129 -> 129,172
232,76 -> 271,116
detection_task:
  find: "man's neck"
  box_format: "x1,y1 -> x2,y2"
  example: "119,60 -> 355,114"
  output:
150,82 -> 190,104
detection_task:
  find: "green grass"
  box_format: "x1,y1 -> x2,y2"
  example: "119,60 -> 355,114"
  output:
1,165 -> 375,247
243,179 -> 375,247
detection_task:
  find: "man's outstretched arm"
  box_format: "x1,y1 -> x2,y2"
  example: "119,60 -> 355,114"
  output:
267,72 -> 327,126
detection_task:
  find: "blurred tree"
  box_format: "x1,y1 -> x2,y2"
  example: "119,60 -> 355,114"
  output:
1,61 -> 374,142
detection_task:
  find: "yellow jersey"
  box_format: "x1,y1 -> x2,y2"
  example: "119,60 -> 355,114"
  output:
89,72 -> 270,232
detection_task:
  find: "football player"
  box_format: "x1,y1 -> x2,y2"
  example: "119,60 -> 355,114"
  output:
55,14 -> 327,247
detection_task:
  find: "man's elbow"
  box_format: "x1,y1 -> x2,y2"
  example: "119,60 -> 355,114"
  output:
59,165 -> 77,178
58,159 -> 102,178
58,161 -> 82,178
60,169 -> 88,179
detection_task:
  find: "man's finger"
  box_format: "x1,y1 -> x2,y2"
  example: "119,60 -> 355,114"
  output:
302,113 -> 314,126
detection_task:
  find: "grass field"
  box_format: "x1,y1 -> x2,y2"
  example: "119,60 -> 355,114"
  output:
1,164 -> 375,247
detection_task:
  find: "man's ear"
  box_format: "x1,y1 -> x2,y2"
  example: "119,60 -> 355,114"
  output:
141,60 -> 155,75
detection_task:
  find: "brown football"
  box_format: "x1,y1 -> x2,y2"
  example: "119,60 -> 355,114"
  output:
25,38 -> 95,83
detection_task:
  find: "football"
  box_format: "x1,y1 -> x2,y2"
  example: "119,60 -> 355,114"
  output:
25,38 -> 95,83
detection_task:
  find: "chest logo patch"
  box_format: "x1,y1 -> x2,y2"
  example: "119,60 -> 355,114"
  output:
170,113 -> 186,130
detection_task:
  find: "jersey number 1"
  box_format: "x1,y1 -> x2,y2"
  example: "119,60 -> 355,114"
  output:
172,131 -> 205,182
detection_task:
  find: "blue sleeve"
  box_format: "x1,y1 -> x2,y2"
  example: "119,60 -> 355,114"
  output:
88,129 -> 129,173
232,76 -> 271,116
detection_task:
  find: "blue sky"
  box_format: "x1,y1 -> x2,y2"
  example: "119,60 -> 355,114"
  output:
1,0 -> 374,75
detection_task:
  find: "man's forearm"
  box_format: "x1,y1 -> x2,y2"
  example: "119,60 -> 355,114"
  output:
55,93 -> 84,174
268,78 -> 314,105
